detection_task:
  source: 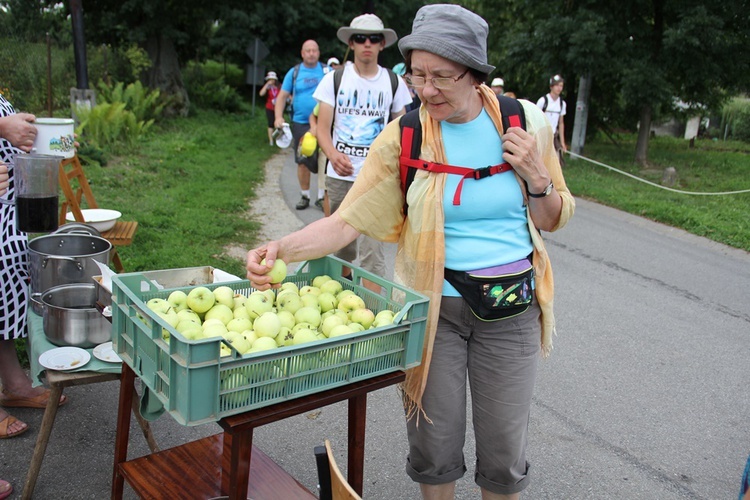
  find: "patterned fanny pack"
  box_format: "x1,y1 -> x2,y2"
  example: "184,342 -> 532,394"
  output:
444,258 -> 534,321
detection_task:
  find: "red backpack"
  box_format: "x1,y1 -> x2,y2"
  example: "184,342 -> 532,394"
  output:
398,95 -> 526,215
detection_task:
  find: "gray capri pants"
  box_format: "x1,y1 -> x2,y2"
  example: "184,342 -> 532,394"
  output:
405,296 -> 541,495
327,177 -> 386,278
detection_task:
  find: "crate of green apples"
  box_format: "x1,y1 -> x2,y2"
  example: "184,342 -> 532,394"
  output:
110,256 -> 429,426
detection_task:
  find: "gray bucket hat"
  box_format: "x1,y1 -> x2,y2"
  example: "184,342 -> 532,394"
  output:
398,4 -> 495,74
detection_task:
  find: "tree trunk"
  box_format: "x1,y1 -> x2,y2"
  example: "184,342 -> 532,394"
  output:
635,104 -> 652,166
143,34 -> 189,117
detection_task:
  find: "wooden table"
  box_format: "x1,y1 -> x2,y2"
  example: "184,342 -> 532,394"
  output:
112,364 -> 406,500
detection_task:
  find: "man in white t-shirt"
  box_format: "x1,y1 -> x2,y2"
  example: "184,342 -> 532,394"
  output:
537,74 -> 567,166
313,13 -> 411,285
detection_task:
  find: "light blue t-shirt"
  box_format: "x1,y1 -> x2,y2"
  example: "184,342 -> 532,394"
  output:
441,109 -> 533,296
282,62 -> 325,124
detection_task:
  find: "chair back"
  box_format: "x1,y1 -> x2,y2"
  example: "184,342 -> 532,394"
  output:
325,440 -> 362,500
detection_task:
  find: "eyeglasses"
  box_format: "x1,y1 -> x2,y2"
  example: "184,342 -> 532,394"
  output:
351,34 -> 384,44
405,69 -> 470,90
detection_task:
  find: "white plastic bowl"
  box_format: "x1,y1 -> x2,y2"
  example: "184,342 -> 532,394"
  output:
66,209 -> 121,232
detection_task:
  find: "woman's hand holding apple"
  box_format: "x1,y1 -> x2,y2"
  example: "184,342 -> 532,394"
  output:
246,242 -> 282,290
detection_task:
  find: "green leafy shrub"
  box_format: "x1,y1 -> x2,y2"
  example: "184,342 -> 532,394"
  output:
721,97 -> 750,141
183,60 -> 249,113
96,80 -> 165,123
76,102 -> 154,155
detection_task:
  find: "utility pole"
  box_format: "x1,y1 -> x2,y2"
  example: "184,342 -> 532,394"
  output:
570,73 -> 592,158
69,0 -> 96,122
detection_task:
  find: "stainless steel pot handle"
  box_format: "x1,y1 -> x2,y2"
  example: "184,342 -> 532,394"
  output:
41,255 -> 84,271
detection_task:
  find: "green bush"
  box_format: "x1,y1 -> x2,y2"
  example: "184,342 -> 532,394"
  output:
183,60 -> 250,113
721,97 -> 750,141
76,102 -> 154,155
96,80 -> 165,123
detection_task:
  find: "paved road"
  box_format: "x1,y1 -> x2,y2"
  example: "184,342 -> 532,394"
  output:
3,149 -> 748,499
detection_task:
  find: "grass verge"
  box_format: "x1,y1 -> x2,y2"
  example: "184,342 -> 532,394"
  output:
565,134 -> 750,252
78,108 -> 277,277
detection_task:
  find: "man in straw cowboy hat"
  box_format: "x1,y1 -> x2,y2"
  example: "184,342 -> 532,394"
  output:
312,13 -> 411,289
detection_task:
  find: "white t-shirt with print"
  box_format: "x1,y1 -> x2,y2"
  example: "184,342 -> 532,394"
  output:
536,93 -> 566,135
314,65 -> 412,181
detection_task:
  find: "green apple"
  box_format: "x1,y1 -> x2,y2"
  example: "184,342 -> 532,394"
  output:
321,314 -> 346,337
260,257 -> 287,284
299,285 -> 321,297
213,286 -> 235,308
279,282 -> 299,295
328,324 -> 354,338
292,328 -> 319,346
219,343 -> 233,357
253,311 -> 281,339
300,293 -> 321,311
320,279 -> 344,296
233,306 -> 252,321
233,293 -> 248,310
311,274 -> 333,288
250,336 -> 278,352
276,292 -> 303,314
336,289 -> 356,301
226,333 -> 253,354
338,293 -> 366,313
177,309 -> 202,324
204,304 -> 234,325
276,310 -> 296,330
291,322 -> 313,333
202,318 -> 225,329
202,322 -> 228,338
317,292 -> 338,313
147,298 -> 172,314
245,291 -> 273,320
186,286 -> 215,314
226,317 -> 253,333
294,306 -> 322,328
347,322 -> 366,333
373,309 -> 396,327
177,322 -> 203,341
241,329 -> 258,346
276,327 -> 294,347
167,290 -> 189,312
349,308 -> 375,329
221,372 -> 250,406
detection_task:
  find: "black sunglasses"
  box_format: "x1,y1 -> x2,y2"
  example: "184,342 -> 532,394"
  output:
351,34 -> 384,44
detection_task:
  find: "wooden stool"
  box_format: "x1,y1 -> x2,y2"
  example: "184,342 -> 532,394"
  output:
57,155 -> 138,272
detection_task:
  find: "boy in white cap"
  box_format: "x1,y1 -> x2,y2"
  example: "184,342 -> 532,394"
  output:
313,13 -> 411,287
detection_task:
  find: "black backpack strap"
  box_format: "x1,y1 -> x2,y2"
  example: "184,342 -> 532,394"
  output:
333,67 -> 344,98
388,69 -> 398,98
399,109 -> 421,215
497,95 -> 526,132
541,94 -> 548,112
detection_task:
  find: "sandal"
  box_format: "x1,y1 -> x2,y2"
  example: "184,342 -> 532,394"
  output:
0,389 -> 67,409
0,414 -> 29,439
0,479 -> 12,500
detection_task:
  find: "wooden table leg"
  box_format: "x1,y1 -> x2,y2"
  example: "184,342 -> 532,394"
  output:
221,427 -> 254,500
347,393 -> 368,496
111,364 -> 136,500
21,383 -> 65,500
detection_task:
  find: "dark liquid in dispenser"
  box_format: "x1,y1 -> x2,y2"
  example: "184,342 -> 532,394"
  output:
16,195 -> 59,233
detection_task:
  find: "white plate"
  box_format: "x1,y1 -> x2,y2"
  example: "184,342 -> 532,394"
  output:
92,341 -> 121,363
39,347 -> 91,371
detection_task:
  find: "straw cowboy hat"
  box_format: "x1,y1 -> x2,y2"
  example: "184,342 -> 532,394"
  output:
337,14 -> 398,48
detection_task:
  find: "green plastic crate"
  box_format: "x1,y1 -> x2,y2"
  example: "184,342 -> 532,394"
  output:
111,256 -> 428,426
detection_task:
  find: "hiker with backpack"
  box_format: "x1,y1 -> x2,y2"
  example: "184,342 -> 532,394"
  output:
274,40 -> 326,210
537,74 -> 568,167
312,13 -> 412,288
247,5 -> 574,499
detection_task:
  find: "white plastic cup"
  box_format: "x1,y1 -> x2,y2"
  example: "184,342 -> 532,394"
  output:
32,118 -> 76,158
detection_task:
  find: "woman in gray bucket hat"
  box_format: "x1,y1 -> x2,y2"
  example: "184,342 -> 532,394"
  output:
246,5 -> 574,498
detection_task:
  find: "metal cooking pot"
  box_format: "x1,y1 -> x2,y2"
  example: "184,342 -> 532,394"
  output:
41,283 -> 111,348
28,230 -> 112,295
